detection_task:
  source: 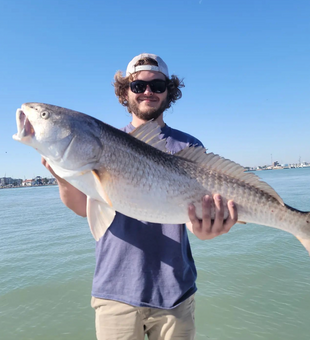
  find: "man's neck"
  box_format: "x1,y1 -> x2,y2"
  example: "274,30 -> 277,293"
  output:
131,114 -> 165,128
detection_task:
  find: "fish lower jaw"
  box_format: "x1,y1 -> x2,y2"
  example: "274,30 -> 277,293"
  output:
14,109 -> 35,141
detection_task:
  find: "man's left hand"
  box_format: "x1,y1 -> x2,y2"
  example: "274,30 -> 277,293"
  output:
187,194 -> 238,240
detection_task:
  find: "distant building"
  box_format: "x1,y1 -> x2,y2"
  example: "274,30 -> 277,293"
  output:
272,161 -> 280,167
48,178 -> 57,185
0,177 -> 22,187
0,177 -> 13,186
22,179 -> 35,186
33,176 -> 43,185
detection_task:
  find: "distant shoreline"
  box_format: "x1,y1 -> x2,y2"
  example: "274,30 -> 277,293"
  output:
2,167 -> 310,189
0,183 -> 58,190
245,166 -> 310,172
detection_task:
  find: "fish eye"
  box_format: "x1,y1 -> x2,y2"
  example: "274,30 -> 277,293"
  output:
41,111 -> 50,119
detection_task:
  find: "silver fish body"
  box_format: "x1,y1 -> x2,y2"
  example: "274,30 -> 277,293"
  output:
13,103 -> 310,254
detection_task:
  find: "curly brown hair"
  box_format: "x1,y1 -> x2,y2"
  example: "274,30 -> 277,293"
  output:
113,57 -> 185,113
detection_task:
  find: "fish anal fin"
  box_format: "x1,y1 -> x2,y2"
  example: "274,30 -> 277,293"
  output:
87,196 -> 116,241
296,236 -> 310,256
92,170 -> 113,207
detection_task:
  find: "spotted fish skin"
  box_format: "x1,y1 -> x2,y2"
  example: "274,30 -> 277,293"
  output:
13,103 -> 310,254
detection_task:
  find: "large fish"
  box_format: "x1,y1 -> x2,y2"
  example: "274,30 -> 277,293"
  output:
13,103 -> 310,254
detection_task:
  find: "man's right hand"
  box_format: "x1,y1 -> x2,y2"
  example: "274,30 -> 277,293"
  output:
42,157 -> 60,180
42,157 -> 87,217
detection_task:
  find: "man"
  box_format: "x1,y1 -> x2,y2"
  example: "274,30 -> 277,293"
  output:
43,53 -> 237,340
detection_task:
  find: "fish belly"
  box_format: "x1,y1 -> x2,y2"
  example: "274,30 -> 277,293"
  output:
103,170 -> 207,224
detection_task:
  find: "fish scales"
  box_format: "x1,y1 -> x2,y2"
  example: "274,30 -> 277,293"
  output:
101,128 -> 310,238
12,103 -> 310,255
99,142 -> 203,223
80,128 -> 310,236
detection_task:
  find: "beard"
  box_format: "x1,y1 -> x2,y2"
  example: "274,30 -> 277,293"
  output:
128,97 -> 169,121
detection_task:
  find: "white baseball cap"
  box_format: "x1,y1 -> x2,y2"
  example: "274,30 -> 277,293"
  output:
126,53 -> 169,78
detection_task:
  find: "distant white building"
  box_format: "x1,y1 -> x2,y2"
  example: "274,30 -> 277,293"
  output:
22,179 -> 35,186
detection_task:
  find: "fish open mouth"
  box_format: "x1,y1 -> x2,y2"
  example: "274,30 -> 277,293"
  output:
12,109 -> 35,141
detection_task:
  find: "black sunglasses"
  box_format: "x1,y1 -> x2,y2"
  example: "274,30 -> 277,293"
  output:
129,80 -> 167,94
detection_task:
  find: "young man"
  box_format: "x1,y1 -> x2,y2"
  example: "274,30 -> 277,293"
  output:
43,53 -> 237,340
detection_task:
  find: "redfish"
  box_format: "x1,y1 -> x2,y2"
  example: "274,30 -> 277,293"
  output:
13,103 -> 310,255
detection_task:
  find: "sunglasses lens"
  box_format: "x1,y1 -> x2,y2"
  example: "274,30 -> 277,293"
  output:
151,80 -> 167,93
130,81 -> 147,93
130,80 -> 167,94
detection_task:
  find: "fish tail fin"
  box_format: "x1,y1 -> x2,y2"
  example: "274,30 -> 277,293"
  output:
295,212 -> 310,256
296,236 -> 310,256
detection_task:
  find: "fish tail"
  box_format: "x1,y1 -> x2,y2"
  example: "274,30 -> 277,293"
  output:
295,212 -> 310,256
296,236 -> 310,256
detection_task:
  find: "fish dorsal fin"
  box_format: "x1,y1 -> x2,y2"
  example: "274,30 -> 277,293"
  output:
129,120 -> 167,152
175,146 -> 284,206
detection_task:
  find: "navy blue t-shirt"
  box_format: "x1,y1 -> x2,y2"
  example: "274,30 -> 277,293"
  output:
91,123 -> 203,309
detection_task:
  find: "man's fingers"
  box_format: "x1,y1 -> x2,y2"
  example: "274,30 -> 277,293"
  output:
211,194 -> 224,233
201,195 -> 212,233
188,200 -> 210,238
41,156 -> 59,179
202,195 -> 211,220
187,195 -> 237,240
222,200 -> 238,233
188,204 -> 198,224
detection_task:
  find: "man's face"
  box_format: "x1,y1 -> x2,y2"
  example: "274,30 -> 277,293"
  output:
127,71 -> 168,121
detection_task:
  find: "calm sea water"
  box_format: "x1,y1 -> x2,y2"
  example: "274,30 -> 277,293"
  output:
1,168 -> 310,340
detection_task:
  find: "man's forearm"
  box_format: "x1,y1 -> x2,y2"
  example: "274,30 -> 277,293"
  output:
42,157 -> 87,217
57,178 -> 87,217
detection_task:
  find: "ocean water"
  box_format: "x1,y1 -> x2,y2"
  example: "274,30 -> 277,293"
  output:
1,168 -> 310,340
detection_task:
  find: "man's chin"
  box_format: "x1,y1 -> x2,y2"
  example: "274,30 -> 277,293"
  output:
128,99 -> 168,121
135,109 -> 163,121
139,103 -> 159,110
140,107 -> 160,114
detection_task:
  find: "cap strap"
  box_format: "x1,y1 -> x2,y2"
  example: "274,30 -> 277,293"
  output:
133,65 -> 161,73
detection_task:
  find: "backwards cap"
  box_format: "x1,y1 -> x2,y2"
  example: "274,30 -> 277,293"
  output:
126,53 -> 169,78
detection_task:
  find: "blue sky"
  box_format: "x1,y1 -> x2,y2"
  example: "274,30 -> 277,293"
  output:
0,0 -> 309,179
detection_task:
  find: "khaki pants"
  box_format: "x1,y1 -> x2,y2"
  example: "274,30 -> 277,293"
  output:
91,295 -> 196,340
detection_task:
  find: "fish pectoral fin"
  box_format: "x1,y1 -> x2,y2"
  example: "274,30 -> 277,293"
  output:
87,196 -> 116,241
296,236 -> 310,256
91,170 -> 113,207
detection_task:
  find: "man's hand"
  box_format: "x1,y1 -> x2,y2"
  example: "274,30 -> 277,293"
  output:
41,157 -> 87,217
187,194 -> 237,240
42,157 -> 58,178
